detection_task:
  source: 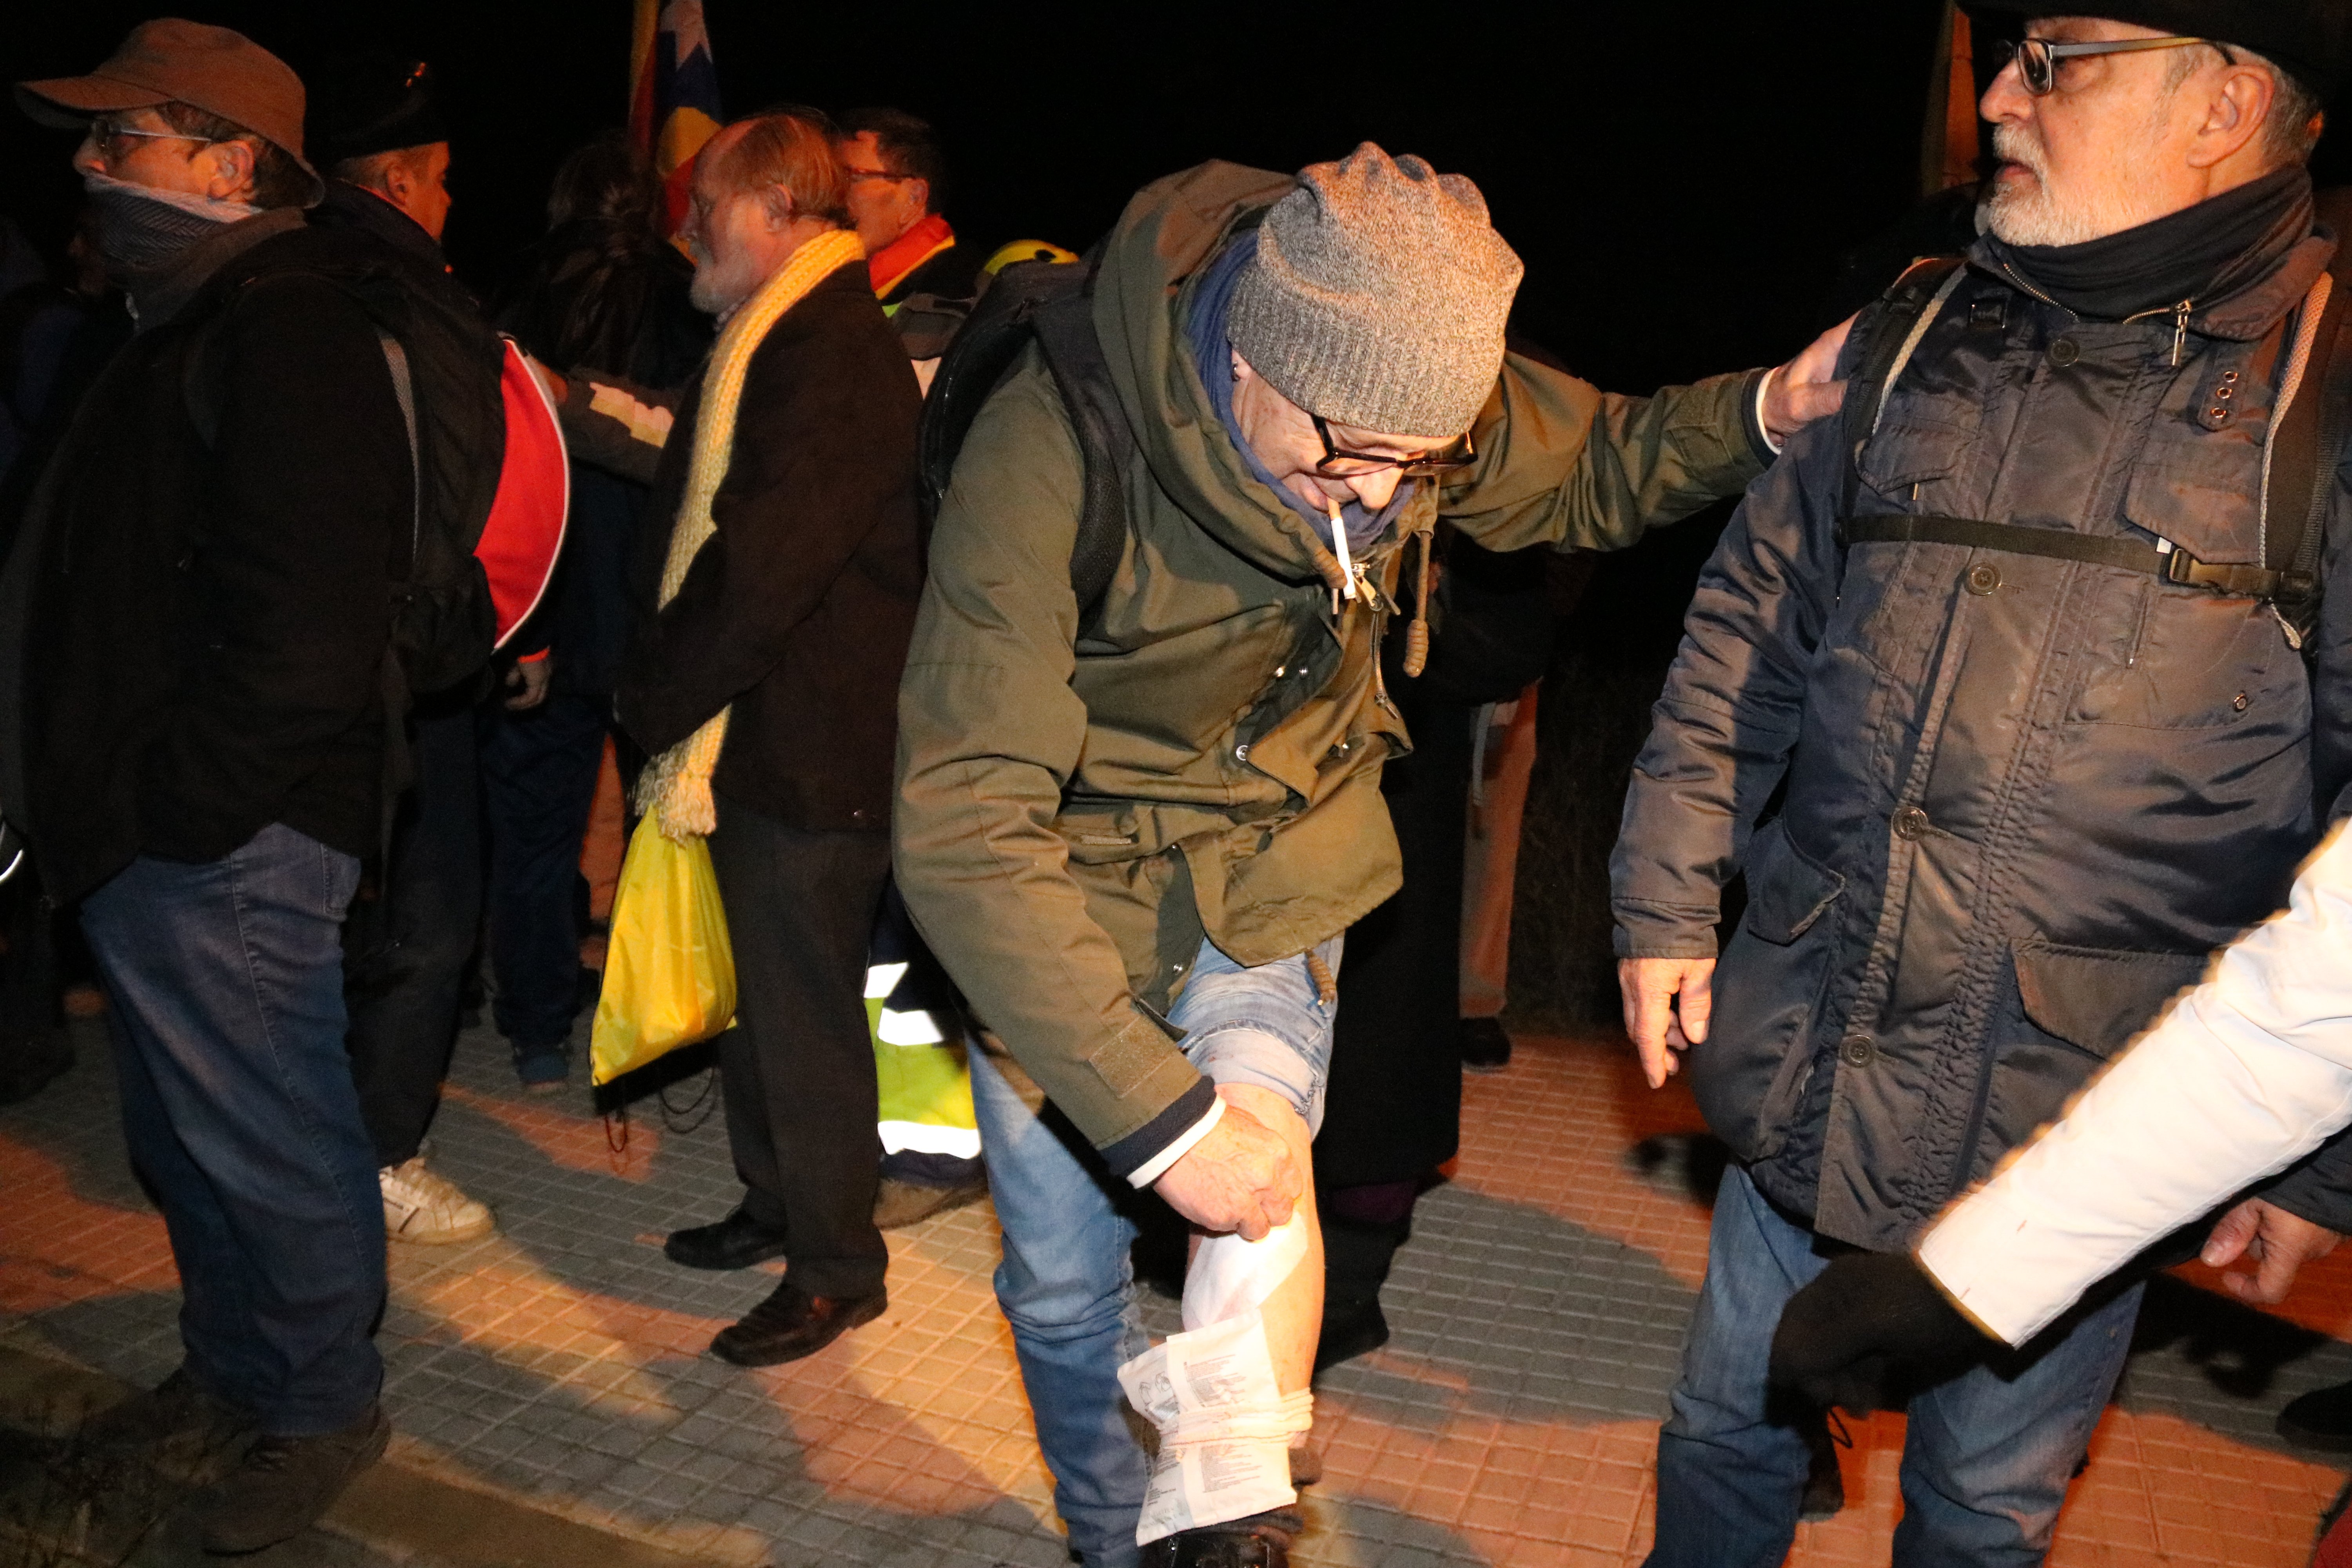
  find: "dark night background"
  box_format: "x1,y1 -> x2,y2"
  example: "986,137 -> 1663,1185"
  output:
10,2 -> 2340,1024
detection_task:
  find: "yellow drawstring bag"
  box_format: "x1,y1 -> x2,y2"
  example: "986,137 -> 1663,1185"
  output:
590,813 -> 736,1085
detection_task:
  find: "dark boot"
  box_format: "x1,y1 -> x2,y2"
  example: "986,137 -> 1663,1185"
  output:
1458,1016 -> 1512,1073
2281,1379 -> 2352,1453
74,1365 -> 259,1484
196,1403 -> 389,1555
1316,1208 -> 1411,1375
1142,1508 -> 1301,1567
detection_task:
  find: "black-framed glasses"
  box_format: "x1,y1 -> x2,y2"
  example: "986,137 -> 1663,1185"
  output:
1987,34 -> 2226,96
1310,413 -> 1475,478
845,168 -> 917,185
86,115 -> 216,164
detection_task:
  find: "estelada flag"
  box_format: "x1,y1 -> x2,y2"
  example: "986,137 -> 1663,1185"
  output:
628,0 -> 721,237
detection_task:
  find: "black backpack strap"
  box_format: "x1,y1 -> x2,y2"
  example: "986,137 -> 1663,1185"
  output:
915,252 -> 1134,628
1029,285 -> 1133,623
2265,270 -> 2352,648
1839,256 -> 1969,520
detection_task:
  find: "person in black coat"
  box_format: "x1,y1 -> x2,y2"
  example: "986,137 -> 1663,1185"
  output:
1315,532 -> 1555,1369
2,22 -> 404,1550
305,52 -> 506,1244
556,110 -> 922,1368
486,132 -> 709,1097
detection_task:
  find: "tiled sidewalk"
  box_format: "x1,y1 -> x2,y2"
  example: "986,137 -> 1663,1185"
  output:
4,1017 -> 2348,1566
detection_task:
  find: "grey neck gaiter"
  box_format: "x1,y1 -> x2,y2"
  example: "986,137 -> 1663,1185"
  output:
84,169 -> 261,283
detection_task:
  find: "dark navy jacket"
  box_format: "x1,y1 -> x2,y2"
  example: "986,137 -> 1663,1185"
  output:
1612,211 -> 2352,1248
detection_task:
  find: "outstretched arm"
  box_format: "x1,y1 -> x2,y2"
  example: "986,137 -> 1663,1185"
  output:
1440,316 -> 1852,555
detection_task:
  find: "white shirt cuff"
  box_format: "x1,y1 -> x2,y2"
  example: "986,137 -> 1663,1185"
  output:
1125,1097 -> 1225,1189
1754,365 -> 1785,456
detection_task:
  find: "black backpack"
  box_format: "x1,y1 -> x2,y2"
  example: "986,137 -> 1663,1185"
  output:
916,254 -> 1134,616
186,233 -> 508,699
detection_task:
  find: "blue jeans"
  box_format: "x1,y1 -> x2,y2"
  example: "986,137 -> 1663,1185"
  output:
1649,1164 -> 2141,1568
969,935 -> 1340,1568
81,824 -> 386,1436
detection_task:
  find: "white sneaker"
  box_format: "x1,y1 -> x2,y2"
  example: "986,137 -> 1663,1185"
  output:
379,1154 -> 495,1245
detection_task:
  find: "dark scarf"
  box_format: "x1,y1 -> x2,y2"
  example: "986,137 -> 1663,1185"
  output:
1185,228 -> 1409,554
1983,166 -> 2314,320
84,171 -> 261,286
120,207 -> 307,330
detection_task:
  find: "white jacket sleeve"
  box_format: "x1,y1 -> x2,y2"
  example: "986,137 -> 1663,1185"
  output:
1916,819 -> 2352,1346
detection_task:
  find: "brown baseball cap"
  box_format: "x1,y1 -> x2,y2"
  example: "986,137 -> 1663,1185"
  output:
16,19 -> 323,204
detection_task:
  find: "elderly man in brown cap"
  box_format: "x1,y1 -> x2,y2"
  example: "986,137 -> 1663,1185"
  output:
1,21 -> 410,1553
892,143 -> 1849,1568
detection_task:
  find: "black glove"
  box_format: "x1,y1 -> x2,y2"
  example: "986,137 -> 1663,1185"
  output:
1768,1252 -> 1994,1413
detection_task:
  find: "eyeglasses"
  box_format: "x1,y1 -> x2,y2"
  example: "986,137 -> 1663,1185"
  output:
86,116 -> 215,163
1310,413 -> 1475,478
1987,34 -> 2226,96
844,168 -> 916,185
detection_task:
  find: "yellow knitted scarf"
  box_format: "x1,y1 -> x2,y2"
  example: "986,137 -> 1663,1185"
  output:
639,228 -> 866,841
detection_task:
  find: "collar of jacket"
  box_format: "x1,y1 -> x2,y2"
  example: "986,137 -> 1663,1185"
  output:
125,207 -> 307,330
867,210 -> 953,298
315,178 -> 448,270
1969,188 -> 2337,344
1089,159 -> 1437,588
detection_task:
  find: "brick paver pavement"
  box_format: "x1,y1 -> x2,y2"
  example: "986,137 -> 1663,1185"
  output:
4,1018 -> 2347,1566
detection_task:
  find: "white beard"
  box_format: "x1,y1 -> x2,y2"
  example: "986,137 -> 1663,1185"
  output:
1982,122 -> 2172,247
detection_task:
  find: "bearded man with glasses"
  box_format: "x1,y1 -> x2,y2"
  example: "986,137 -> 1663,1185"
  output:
893,143 -> 1849,1568
1610,5 -> 2350,1564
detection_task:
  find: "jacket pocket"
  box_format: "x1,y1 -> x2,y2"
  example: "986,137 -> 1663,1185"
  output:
2069,586 -> 2297,730
1690,820 -> 1850,1161
2012,940 -> 2210,1059
1742,819 -> 1847,944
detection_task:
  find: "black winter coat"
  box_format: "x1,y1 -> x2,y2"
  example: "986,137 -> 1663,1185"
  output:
1319,535 -> 1557,1189
615,259 -> 923,832
1612,214 -> 2352,1249
0,218 -> 410,903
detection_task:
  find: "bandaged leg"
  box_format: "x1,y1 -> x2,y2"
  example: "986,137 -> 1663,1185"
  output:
1120,1212 -> 1316,1545
1119,1080 -> 1322,1546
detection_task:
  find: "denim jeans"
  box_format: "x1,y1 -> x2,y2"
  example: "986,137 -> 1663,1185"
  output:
1648,1164 -> 2141,1568
479,691 -> 610,1052
969,935 -> 1340,1568
80,824 -> 386,1436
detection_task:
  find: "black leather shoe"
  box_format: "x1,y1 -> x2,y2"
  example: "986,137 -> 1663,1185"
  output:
1142,1509 -> 1301,1567
2281,1379 -> 2352,1452
664,1206 -> 790,1271
710,1280 -> 886,1366
1459,1016 -> 1512,1073
76,1365 -> 260,1483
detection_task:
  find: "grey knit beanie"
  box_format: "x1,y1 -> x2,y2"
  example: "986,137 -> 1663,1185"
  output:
1228,143 -> 1523,440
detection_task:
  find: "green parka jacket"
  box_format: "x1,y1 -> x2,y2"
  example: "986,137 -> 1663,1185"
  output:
893,161 -> 1773,1174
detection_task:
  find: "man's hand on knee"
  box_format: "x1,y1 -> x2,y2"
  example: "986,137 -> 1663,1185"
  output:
1153,1087 -> 1305,1240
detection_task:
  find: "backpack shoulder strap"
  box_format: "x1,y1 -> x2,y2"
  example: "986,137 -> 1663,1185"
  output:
1839,256 -> 1968,519
914,253 -> 1135,627
2263,259 -> 2352,648
1029,282 -> 1133,624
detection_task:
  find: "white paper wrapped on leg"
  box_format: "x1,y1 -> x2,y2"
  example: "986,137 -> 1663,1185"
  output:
1118,1311 -> 1313,1545
1182,1210 -> 1310,1329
